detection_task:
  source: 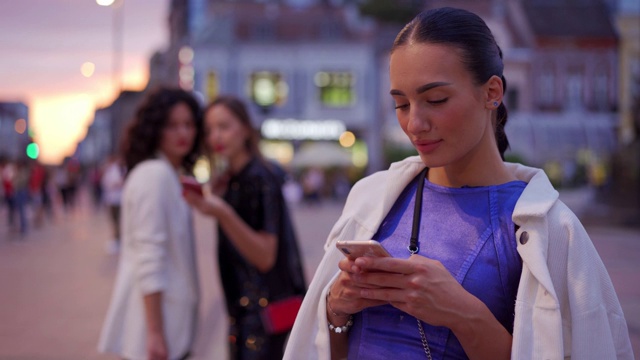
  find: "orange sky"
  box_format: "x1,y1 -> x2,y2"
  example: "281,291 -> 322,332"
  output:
0,0 -> 167,165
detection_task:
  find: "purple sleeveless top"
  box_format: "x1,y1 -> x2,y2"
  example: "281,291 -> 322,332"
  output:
347,174 -> 526,359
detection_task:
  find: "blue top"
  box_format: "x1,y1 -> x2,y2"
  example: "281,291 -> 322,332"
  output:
347,174 -> 527,359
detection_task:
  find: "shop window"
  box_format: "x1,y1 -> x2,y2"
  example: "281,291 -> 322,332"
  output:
315,71 -> 355,108
249,71 -> 289,109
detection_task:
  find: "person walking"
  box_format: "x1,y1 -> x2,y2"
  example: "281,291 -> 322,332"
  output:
100,154 -> 125,254
284,7 -> 633,360
184,95 -> 306,360
98,87 -> 203,360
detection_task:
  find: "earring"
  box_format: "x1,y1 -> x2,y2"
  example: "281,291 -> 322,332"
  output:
493,101 -> 499,107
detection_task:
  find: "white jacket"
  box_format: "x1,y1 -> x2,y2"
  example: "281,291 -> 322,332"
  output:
284,156 -> 633,360
98,158 -> 199,360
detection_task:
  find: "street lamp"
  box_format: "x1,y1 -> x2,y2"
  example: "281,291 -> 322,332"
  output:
97,0 -> 124,93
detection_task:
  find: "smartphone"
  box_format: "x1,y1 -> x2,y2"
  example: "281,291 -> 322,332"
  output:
335,240 -> 391,260
180,176 -> 203,196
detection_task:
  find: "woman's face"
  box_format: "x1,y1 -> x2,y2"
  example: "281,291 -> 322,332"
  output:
159,101 -> 197,166
204,104 -> 250,160
389,42 -> 498,170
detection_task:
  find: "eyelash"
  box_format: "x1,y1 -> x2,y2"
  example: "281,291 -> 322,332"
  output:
394,98 -> 448,110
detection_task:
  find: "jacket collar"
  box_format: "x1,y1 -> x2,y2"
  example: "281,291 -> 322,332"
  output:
505,162 -> 559,223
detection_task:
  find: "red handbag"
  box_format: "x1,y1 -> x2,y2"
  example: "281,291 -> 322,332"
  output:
260,295 -> 304,335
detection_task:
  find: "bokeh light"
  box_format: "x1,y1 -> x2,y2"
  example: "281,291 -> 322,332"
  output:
96,0 -> 115,6
14,118 -> 27,134
193,157 -> 211,184
339,131 -> 356,148
178,46 -> 194,64
81,62 -> 95,77
26,143 -> 39,159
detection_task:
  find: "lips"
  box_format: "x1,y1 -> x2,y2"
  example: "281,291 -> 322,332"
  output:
213,145 -> 225,152
413,139 -> 442,154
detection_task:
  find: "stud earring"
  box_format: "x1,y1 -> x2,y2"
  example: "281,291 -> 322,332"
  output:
493,101 -> 499,107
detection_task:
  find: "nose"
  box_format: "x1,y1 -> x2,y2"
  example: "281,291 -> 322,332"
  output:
406,104 -> 431,135
207,128 -> 219,144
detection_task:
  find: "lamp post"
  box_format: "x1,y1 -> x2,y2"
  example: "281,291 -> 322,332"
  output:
97,0 -> 124,93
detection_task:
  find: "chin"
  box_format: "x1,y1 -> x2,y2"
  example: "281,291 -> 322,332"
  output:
417,153 -> 445,168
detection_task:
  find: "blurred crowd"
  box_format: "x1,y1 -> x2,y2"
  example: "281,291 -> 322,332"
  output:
0,155 -> 125,241
0,152 -> 353,240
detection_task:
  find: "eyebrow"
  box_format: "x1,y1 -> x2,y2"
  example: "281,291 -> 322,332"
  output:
389,81 -> 452,96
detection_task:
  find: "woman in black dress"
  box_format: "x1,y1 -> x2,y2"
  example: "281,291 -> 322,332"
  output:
184,95 -> 305,360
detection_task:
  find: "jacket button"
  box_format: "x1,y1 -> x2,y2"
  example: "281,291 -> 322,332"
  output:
519,231 -> 529,245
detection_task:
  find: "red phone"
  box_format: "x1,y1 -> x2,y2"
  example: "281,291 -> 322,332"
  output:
336,240 -> 391,260
180,176 -> 203,196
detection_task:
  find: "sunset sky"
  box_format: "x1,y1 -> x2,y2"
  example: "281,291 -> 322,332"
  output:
0,0 -> 168,164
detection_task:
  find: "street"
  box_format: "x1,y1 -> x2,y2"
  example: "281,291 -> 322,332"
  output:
0,187 -> 638,359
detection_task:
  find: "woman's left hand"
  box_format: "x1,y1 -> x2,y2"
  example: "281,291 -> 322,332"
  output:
353,254 -> 475,329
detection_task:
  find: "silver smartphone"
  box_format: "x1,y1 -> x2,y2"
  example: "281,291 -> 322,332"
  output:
335,240 -> 391,260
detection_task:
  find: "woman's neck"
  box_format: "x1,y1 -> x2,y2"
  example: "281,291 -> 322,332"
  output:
428,148 -> 516,188
228,150 -> 252,175
159,151 -> 182,170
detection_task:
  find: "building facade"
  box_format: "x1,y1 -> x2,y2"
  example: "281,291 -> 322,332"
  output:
83,0 -> 629,181
189,1 -> 388,171
0,102 -> 30,161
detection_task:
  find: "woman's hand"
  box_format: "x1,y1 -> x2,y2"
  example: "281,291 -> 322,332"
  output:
183,186 -> 277,272
353,255 -> 513,359
350,255 -> 475,329
183,190 -> 226,217
327,257 -> 388,318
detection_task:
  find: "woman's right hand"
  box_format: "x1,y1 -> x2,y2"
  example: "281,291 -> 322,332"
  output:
183,189 -> 227,218
327,257 -> 387,318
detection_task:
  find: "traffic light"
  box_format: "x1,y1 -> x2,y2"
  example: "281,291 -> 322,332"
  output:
26,128 -> 38,159
26,142 -> 39,160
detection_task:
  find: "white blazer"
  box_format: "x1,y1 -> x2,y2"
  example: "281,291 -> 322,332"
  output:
98,157 -> 199,360
284,156 -> 633,360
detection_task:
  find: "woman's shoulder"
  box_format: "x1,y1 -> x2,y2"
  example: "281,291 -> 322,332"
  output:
125,159 -> 176,189
240,158 -> 284,186
352,156 -> 424,191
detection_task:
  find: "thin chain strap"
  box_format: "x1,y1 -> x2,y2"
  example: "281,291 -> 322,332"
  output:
417,319 -> 433,360
411,168 -> 432,359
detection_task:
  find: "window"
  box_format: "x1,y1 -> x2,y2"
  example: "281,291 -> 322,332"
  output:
253,22 -> 275,41
593,70 -> 609,111
538,66 -> 555,107
566,71 -> 584,111
249,71 -> 289,108
315,71 -> 355,108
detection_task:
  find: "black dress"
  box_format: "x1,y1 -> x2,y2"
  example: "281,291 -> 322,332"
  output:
217,157 -> 306,360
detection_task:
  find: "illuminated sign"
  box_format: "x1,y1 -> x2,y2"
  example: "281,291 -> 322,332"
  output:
261,119 -> 346,140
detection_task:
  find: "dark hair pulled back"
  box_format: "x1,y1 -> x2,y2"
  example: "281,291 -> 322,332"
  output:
392,7 -> 510,159
121,87 -> 203,173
